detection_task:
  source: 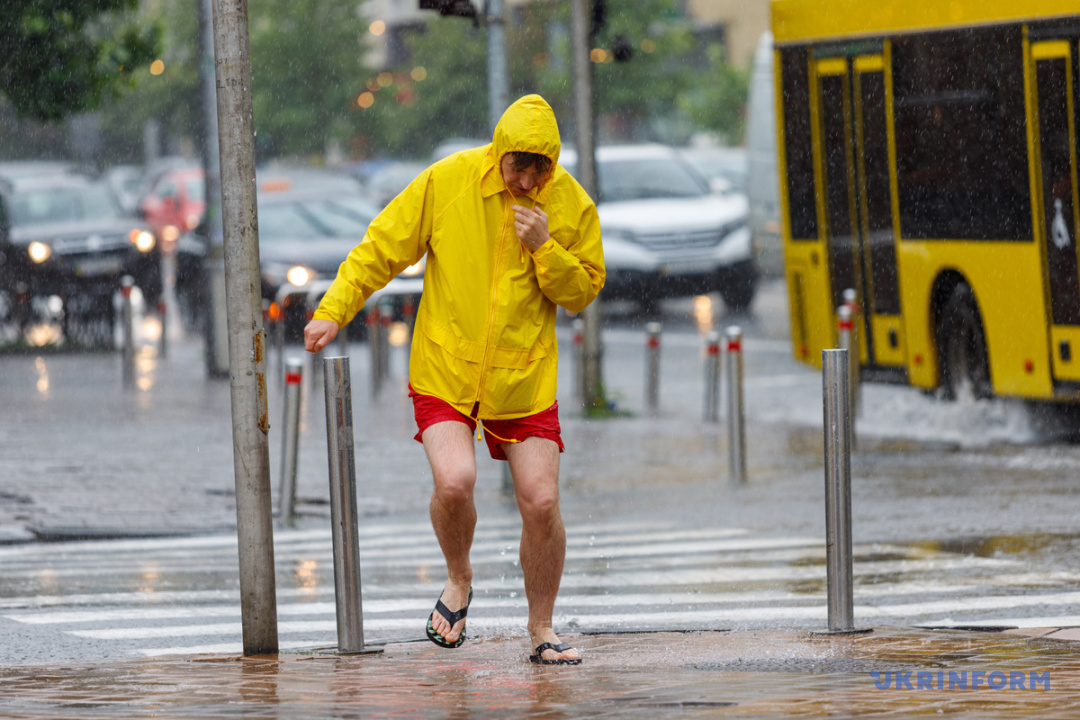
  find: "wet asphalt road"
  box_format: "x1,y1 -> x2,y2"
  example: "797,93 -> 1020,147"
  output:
2,278 -> 1080,663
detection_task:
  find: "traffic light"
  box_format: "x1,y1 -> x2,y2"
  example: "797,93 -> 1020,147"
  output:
419,0 -> 477,19
591,0 -> 606,39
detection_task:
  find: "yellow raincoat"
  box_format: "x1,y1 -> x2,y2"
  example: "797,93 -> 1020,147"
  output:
313,94 -> 605,419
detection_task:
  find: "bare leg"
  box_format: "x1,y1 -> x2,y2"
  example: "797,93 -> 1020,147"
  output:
504,437 -> 580,663
423,421 -> 476,643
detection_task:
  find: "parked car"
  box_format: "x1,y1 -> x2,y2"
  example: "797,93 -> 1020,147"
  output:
0,173 -> 162,343
140,166 -> 205,251
560,144 -> 757,311
363,160 -> 426,207
680,145 -> 749,195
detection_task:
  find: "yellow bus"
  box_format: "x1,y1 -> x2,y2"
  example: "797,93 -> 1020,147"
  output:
772,0 -> 1080,402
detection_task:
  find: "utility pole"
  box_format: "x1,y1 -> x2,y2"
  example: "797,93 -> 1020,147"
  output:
197,0 -> 230,378
486,0 -> 509,132
570,0 -> 605,409
210,0 -> 279,655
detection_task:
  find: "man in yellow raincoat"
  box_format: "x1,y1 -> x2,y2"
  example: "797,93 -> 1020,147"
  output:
304,95 -> 604,665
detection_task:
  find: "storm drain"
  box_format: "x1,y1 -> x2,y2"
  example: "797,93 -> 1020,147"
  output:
686,658 -> 931,674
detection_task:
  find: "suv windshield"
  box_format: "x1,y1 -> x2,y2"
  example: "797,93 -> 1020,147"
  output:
9,185 -> 121,227
598,158 -> 709,202
258,198 -> 372,240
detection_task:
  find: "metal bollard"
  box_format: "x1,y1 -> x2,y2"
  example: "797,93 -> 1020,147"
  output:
572,318 -> 585,407
379,299 -> 392,380
842,289 -> 863,420
645,322 -> 661,413
337,322 -> 349,357
120,276 -> 135,388
367,306 -> 383,398
322,356 -> 369,654
403,294 -> 416,381
157,297 -> 168,358
820,349 -> 870,635
271,301 -> 285,390
704,330 -> 721,423
724,326 -> 745,483
837,305 -> 858,448
278,358 -> 303,527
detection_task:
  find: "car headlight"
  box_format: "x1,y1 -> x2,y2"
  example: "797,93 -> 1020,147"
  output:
128,229 -> 156,252
286,265 -> 315,286
28,241 -> 52,263
402,258 -> 425,277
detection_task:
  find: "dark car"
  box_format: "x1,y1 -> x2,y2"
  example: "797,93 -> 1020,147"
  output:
176,178 -> 424,338
0,173 -> 162,343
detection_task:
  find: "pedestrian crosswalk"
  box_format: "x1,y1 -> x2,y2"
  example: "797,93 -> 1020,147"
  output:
2,518 -> 1080,660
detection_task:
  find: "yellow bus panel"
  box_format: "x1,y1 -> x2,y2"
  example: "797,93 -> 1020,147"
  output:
895,241 -> 1053,398
1050,327 -> 1080,382
870,315 -> 905,367
773,0 -> 1078,45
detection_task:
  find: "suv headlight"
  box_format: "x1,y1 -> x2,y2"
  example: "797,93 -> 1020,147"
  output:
128,229 -> 156,252
28,241 -> 52,263
286,265 -> 315,286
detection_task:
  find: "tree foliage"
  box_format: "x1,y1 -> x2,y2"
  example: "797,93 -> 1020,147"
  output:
0,0 -> 161,121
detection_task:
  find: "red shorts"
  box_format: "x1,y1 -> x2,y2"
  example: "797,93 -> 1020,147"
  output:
409,386 -> 564,461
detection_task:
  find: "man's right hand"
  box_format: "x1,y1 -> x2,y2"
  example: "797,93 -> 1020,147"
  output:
304,318 -> 340,353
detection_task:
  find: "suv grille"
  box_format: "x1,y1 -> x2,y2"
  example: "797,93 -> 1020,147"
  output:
52,233 -> 129,256
633,223 -> 743,251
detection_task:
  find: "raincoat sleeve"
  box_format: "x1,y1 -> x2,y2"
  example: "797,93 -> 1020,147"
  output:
529,202 -> 605,314
313,171 -> 434,326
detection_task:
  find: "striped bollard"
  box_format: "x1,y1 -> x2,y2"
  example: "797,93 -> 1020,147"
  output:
120,276 -> 136,388
157,297 -> 168,358
704,330 -> 721,422
572,318 -> 585,408
645,322 -> 661,414
278,358 -> 303,527
724,326 -> 745,484
367,306 -> 382,398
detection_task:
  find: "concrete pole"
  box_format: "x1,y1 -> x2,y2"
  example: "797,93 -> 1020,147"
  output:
211,0 -> 278,656
198,0 -> 230,378
570,0 -> 604,410
486,0 -> 509,133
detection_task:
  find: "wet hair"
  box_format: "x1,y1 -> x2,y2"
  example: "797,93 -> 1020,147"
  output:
508,151 -> 552,175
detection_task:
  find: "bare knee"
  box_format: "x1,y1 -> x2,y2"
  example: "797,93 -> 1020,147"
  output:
433,465 -> 475,508
515,481 -> 560,526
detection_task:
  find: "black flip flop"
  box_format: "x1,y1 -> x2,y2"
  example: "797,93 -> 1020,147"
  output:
425,587 -> 472,648
529,642 -> 582,665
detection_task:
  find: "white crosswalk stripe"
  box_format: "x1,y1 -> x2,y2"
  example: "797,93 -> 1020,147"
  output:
2,518 -> 1079,659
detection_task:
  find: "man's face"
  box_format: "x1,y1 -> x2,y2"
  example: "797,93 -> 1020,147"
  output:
501,155 -> 549,195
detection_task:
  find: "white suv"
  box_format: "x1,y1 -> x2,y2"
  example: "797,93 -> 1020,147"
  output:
561,144 -> 756,311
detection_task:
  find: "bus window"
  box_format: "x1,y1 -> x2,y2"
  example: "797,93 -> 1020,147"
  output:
780,46 -> 818,240
892,26 -> 1031,241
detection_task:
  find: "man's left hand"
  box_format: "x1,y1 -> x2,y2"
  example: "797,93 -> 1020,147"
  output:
512,205 -> 549,252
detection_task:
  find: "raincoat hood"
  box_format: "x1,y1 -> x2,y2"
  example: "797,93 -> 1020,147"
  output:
491,94 -> 561,167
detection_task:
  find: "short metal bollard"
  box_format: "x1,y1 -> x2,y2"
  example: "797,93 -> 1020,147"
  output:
819,349 -> 871,635
645,322 -> 662,413
322,356 -> 378,654
367,306 -> 383,398
403,294 -> 416,381
704,330 -> 721,423
120,276 -> 136,388
837,305 -> 858,448
337,322 -> 349,357
378,299 -> 392,380
724,326 -> 746,483
841,289 -> 862,420
157,297 -> 168,358
278,358 -> 303,527
572,318 -> 586,408
270,301 -> 285,390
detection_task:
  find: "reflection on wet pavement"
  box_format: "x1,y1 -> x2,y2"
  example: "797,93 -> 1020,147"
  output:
0,629 -> 1078,719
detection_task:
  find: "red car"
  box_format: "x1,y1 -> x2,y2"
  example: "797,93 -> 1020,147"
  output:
140,167 -> 205,251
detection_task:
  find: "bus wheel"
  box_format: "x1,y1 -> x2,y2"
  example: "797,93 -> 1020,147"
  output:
937,283 -> 992,402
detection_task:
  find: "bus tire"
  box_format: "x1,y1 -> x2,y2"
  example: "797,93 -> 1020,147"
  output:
937,282 -> 992,402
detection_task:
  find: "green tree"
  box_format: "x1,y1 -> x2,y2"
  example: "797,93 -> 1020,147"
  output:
248,0 -> 369,158
355,16 -> 488,159
0,0 -> 161,121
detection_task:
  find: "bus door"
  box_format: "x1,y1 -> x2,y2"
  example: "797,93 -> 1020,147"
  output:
815,53 -> 904,369
1031,40 -> 1080,382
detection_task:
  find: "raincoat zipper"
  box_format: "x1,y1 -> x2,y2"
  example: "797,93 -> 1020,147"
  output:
473,191 -> 516,414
